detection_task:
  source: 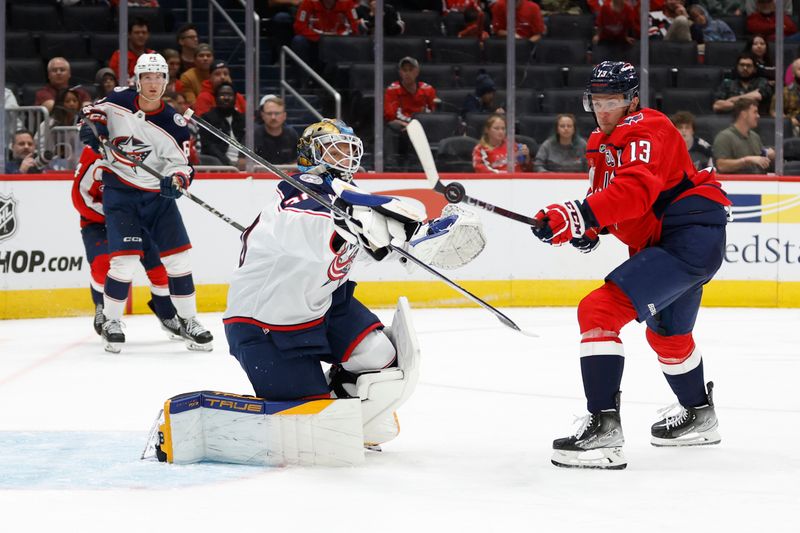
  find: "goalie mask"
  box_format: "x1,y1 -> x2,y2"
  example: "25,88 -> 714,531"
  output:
297,119 -> 363,180
134,53 -> 169,101
583,61 -> 639,113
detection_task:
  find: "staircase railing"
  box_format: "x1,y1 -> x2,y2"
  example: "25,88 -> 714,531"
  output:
279,46 -> 341,121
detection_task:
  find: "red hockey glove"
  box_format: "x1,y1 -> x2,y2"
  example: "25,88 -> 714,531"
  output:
531,199 -> 596,246
570,227 -> 601,253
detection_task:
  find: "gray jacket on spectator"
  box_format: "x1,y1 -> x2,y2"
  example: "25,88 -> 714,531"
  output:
533,135 -> 588,172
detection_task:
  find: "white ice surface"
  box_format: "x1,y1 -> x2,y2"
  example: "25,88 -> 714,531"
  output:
0,307 -> 798,532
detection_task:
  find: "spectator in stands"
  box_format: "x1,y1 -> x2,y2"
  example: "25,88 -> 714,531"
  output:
649,0 -> 692,41
747,0 -> 798,41
109,18 -> 156,79
533,114 -> 587,172
771,58 -> 800,136
35,88 -> 82,171
458,6 -> 489,42
176,23 -> 200,74
472,114 -> 531,173
291,0 -> 361,83
593,0 -> 640,46
94,67 -> 118,102
35,58 -> 92,113
671,111 -> 714,170
179,43 -> 214,105
199,82 -> 246,170
745,0 -> 791,14
357,0 -> 405,35
5,87 -> 18,110
491,0 -> 546,43
384,56 -> 437,168
704,0 -> 743,17
745,35 -> 776,82
713,97 -> 774,174
260,0 -> 301,65
540,0 -> 584,16
461,71 -> 503,118
444,0 -> 481,13
162,48 -> 182,95
5,130 -> 42,174
254,95 -> 299,165
164,91 -> 200,165
688,5 -> 736,43
193,61 -> 247,117
713,53 -> 773,115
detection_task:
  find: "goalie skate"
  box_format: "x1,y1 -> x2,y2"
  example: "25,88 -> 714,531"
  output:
178,316 -> 214,351
551,393 -> 627,470
651,381 -> 721,447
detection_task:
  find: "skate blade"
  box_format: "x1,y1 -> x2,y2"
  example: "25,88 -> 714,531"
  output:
184,339 -> 213,352
364,444 -> 383,452
103,340 -> 123,354
551,447 -> 627,470
164,332 -> 183,341
651,428 -> 721,447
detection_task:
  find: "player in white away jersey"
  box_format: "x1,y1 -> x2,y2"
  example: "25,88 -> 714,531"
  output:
79,53 -> 212,353
223,118 -> 486,446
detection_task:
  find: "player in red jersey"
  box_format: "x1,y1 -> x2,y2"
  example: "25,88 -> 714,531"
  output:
531,61 -> 731,470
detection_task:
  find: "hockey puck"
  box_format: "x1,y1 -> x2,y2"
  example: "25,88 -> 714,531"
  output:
444,182 -> 466,203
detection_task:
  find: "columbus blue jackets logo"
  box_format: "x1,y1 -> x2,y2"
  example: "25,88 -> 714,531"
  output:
326,242 -> 358,283
621,113 -> 644,127
0,194 -> 18,243
111,136 -> 152,167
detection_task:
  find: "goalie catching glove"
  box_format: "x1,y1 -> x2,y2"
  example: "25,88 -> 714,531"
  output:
407,204 -> 486,270
331,180 -> 426,260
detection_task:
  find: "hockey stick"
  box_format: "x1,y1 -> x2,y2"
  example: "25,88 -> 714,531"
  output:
185,110 -> 535,337
80,114 -> 246,232
406,119 -> 543,229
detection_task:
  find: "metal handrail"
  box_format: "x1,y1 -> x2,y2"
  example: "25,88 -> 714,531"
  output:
207,0 -> 259,97
279,45 -> 342,121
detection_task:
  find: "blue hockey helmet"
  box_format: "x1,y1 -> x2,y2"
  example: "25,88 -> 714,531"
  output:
583,61 -> 639,113
297,118 -> 363,180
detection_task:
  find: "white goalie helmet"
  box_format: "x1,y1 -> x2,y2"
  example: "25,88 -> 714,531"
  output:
134,53 -> 169,99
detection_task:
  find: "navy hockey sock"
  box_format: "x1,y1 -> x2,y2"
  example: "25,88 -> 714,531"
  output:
663,360 -> 707,407
91,287 -> 103,306
581,355 -> 625,413
149,293 -> 176,320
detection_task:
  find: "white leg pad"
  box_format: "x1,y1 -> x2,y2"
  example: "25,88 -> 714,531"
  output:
356,297 -> 421,445
152,391 -> 365,467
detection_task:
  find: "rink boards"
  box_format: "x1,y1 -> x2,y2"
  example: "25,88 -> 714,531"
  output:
1,172 -> 799,318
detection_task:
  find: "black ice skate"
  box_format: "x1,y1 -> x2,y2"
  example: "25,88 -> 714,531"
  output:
93,304 -> 105,335
101,318 -> 125,353
147,300 -> 182,341
178,316 -> 213,351
552,393 -> 627,470
651,381 -> 721,447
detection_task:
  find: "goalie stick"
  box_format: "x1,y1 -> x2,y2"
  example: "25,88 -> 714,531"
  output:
80,113 -> 247,232
185,109 -> 536,337
406,119 -> 543,229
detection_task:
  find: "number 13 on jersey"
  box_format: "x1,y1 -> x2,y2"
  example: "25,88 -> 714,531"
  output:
628,140 -> 651,163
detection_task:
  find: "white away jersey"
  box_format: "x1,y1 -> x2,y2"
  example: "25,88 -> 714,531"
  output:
223,178 -> 363,329
93,88 -> 192,191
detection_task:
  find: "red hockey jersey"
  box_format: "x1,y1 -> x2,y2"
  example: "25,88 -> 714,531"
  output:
71,147 -> 105,228
383,81 -> 437,122
293,0 -> 361,42
584,108 -> 730,253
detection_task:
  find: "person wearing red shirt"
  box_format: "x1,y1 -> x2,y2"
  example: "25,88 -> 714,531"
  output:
490,0 -> 546,42
192,61 -> 247,117
471,114 -> 531,172
383,56 -> 437,169
594,0 -> 640,45
532,62 -> 729,470
747,0 -> 798,40
109,18 -> 156,79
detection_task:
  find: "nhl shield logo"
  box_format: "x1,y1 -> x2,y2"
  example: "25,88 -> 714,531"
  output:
0,194 -> 18,243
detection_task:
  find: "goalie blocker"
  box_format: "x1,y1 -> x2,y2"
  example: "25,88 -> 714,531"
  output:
144,297 -> 421,466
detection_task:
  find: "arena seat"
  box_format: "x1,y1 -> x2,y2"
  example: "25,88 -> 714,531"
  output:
547,15 -> 595,42
411,112 -> 462,147
148,34 -> 180,55
90,34 -> 122,63
718,15 -> 746,38
69,60 -> 102,86
660,88 -> 715,115
382,37 -> 428,64
592,42 -> 639,63
486,38 -> 535,63
435,88 -> 473,113
400,11 -> 443,37
783,160 -> 800,175
465,112 -> 493,138
5,32 -> 38,59
675,66 -> 726,89
437,135 -> 479,172
5,59 -> 46,86
541,88 -> 585,113
442,12 -> 466,37
704,41 -> 746,67
431,37 -> 482,63
319,36 -> 372,66
516,134 -> 538,164
649,41 -> 697,66
533,39 -> 587,65
783,138 -> 800,160
517,65 -> 565,90
456,64 -> 506,88
519,114 -> 560,144
62,5 -> 113,32
9,4 -> 61,32
119,7 -> 167,33
693,114 -> 733,143
756,118 -> 793,147
40,34 -> 91,61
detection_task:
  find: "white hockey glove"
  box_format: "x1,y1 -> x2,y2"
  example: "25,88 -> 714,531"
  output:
331,180 -> 426,261
407,204 -> 486,271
